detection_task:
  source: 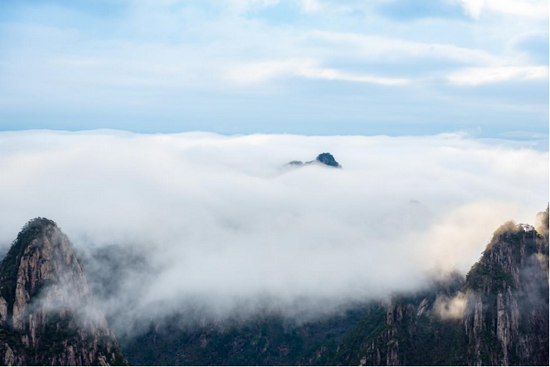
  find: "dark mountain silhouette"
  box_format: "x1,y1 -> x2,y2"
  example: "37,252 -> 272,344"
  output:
287,153 -> 342,168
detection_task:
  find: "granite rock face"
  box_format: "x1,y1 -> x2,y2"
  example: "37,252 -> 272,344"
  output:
0,218 -> 127,366
334,208 -> 549,366
462,214 -> 549,366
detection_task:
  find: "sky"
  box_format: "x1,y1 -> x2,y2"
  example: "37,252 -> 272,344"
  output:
0,0 -> 548,139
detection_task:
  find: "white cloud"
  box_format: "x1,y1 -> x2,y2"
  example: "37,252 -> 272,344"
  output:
455,0 -> 485,19
304,30 -> 503,66
448,66 -> 548,85
297,0 -> 325,12
486,0 -> 549,19
297,65 -> 411,85
0,130 -> 546,328
455,0 -> 549,19
292,0 -> 548,20
228,0 -> 281,13
434,292 -> 468,319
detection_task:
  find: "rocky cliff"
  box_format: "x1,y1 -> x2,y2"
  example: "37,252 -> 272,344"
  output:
333,274 -> 467,366
333,208 -> 549,366
0,218 -> 127,365
462,212 -> 549,365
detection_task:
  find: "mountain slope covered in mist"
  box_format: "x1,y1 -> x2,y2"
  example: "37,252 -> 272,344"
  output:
0,208 -> 546,365
0,219 -> 127,366
119,208 -> 549,366
333,207 -> 549,366
119,307 -> 372,365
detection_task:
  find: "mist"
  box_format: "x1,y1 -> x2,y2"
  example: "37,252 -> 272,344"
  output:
0,130 -> 547,331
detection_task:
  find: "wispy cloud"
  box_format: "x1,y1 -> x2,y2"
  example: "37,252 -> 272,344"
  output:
226,59 -> 411,85
484,0 -> 549,19
448,66 -> 549,85
297,0 -> 325,12
453,0 -> 550,20
228,0 -> 281,14
315,0 -> 548,20
305,30 -> 503,65
454,0 -> 484,19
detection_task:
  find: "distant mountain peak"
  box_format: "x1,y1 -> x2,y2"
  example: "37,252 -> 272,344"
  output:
315,153 -> 341,167
286,152 -> 342,168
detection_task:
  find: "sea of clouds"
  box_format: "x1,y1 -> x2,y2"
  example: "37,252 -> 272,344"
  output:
0,130 -> 547,328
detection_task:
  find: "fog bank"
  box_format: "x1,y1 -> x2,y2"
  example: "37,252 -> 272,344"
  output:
0,130 -> 547,328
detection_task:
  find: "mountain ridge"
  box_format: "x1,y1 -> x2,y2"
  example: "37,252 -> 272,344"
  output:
0,208 -> 547,365
0,218 -> 127,366
332,208 -> 549,366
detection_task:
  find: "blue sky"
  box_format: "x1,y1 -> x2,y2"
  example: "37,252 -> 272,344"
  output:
0,0 -> 548,138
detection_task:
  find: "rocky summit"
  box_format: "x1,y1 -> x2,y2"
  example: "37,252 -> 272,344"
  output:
287,152 -> 342,168
333,208 -> 549,366
315,153 -> 341,167
0,218 -> 127,366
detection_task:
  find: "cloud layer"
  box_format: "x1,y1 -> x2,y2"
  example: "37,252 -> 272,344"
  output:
0,130 -> 547,328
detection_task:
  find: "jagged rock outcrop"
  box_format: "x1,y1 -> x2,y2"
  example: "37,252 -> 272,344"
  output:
334,274 -> 467,366
332,208 -> 549,366
0,218 -> 127,366
462,211 -> 549,365
315,153 -> 341,167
